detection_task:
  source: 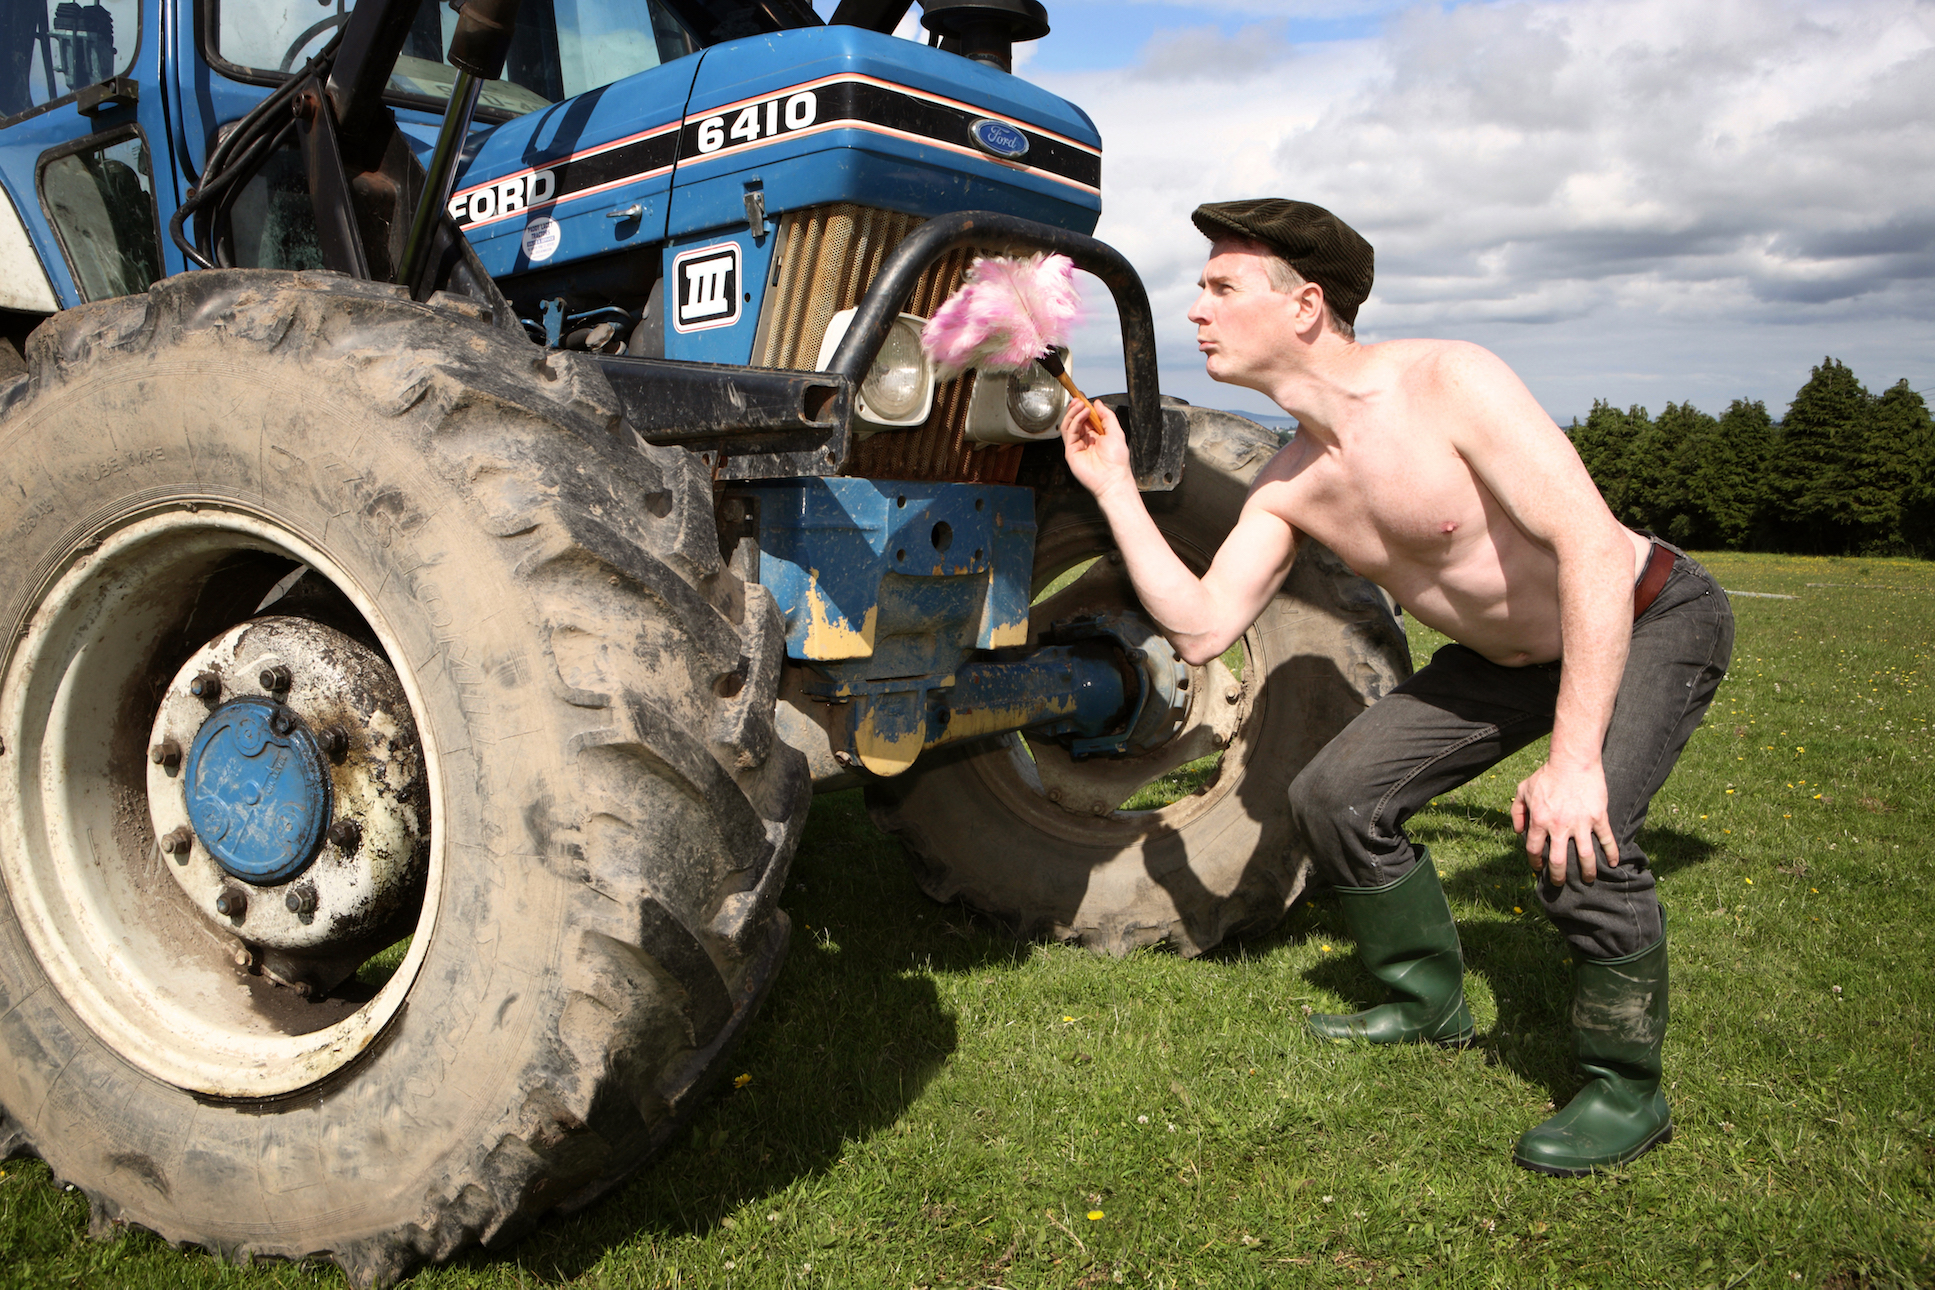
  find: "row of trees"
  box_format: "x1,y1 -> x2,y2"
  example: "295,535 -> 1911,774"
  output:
1568,358 -> 1935,556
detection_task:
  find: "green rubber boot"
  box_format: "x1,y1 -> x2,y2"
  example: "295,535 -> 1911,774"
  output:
1306,852 -> 1475,1047
1514,930 -> 1672,1176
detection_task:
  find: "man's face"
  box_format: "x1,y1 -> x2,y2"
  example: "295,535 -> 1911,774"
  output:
1186,240 -> 1306,389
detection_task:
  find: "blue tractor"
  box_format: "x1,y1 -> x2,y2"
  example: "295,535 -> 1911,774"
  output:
0,0 -> 1407,1280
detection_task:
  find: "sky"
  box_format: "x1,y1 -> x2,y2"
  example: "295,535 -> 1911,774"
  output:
817,0 -> 1935,426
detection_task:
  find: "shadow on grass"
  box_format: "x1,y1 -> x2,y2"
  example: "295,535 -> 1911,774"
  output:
455,790 -> 1032,1283
474,797 -> 1728,1277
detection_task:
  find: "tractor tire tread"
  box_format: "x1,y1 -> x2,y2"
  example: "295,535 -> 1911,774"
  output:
0,270 -> 808,1287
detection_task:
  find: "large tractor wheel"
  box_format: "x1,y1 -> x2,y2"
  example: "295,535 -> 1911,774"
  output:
0,271 -> 808,1285
867,411 -> 1410,957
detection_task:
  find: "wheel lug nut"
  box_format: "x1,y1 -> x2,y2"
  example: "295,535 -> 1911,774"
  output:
149,738 -> 182,768
189,671 -> 222,702
259,664 -> 291,692
214,887 -> 248,920
1225,689 -> 1240,704
321,726 -> 350,760
161,825 -> 195,857
269,708 -> 297,736
285,885 -> 318,917
328,819 -> 362,851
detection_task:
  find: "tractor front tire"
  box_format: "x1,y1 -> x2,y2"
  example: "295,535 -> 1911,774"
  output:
867,411 -> 1410,956
0,271 -> 807,1285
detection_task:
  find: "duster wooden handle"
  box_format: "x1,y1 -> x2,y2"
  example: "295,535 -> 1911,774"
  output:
1037,353 -> 1104,436
1055,371 -> 1107,436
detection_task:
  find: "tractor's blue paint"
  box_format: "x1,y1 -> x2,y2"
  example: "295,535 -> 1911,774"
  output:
1041,611 -> 1190,759
0,0 -> 180,308
0,0 -> 449,301
463,25 -> 1102,357
453,25 -> 1106,301
748,478 -> 1134,769
455,66 -> 697,280
685,28 -> 1097,164
183,697 -> 331,887
661,222 -> 775,362
3,0 -> 1100,321
750,477 -> 1034,664
666,27 -> 1101,240
941,646 -> 1128,742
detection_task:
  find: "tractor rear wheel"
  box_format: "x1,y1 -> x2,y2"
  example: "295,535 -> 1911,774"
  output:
0,271 -> 807,1286
867,411 -> 1410,956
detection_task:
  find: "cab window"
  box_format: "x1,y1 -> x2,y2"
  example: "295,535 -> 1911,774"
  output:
210,0 -> 701,117
0,0 -> 140,120
37,128 -> 160,300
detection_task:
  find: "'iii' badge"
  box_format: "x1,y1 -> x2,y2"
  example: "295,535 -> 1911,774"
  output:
672,243 -> 742,333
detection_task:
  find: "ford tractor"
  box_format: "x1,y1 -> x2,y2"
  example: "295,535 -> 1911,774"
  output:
0,0 -> 1408,1280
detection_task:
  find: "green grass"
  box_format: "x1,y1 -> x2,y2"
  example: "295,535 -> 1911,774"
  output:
3,552 -> 1932,1288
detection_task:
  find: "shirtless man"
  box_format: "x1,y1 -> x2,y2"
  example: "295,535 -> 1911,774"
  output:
1058,199 -> 1733,1175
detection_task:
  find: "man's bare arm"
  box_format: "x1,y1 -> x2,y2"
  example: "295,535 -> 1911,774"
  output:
1057,399 -> 1298,665
1436,345 -> 1637,885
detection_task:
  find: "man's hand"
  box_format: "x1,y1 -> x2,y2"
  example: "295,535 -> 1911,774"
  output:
1058,397 -> 1135,503
1512,760 -> 1618,885
1053,394 -> 1297,665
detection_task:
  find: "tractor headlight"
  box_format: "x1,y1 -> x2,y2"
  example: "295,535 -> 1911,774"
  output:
1004,358 -> 1068,436
815,310 -> 935,430
964,347 -> 1072,444
863,315 -> 931,423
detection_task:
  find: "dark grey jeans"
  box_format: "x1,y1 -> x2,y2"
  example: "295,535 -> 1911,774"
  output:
1290,549 -> 1735,960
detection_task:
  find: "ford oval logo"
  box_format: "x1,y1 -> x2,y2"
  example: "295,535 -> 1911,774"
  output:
969,118 -> 1030,161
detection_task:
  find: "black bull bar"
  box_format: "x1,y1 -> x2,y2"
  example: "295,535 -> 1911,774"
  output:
591,210 -> 1186,492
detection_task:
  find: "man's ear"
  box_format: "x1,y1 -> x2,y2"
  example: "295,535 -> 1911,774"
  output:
1297,281 -> 1328,332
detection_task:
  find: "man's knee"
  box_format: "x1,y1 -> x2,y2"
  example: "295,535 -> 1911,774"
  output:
1289,749 -> 1358,841
1290,746 -> 1381,886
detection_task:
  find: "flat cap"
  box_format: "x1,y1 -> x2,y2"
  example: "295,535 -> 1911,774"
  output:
1191,199 -> 1375,325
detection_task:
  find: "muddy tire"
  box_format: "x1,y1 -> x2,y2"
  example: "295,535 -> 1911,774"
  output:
867,411 -> 1409,957
0,271 -> 808,1285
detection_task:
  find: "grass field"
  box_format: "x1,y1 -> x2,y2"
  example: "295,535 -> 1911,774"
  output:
2,552 -> 1931,1288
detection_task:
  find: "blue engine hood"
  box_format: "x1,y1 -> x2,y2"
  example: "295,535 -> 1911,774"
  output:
451,26 -> 1102,281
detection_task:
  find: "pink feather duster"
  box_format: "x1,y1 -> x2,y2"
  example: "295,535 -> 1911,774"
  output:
922,253 -> 1106,435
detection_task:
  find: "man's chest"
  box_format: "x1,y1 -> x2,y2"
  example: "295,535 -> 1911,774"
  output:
1273,430 -> 1495,566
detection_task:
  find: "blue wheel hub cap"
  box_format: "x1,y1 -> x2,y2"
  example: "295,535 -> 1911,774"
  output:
183,696 -> 332,886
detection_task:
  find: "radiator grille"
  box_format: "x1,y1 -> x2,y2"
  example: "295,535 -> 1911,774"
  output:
753,203 -> 1025,486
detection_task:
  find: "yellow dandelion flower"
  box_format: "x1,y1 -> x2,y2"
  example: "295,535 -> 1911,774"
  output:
1744,877 -> 1752,884
1088,1210 -> 1105,1221
1513,906 -> 1523,914
1321,944 -> 1332,952
733,1073 -> 752,1089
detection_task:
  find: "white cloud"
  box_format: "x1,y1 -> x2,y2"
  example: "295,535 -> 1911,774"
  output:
1030,0 -> 1935,420
1113,0 -> 1400,16
1129,22 -> 1294,80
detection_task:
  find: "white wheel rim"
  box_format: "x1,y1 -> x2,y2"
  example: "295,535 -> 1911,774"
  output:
0,507 -> 442,1097
995,527 -> 1261,834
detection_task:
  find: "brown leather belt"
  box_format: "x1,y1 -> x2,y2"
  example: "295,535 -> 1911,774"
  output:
1632,541 -> 1675,621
